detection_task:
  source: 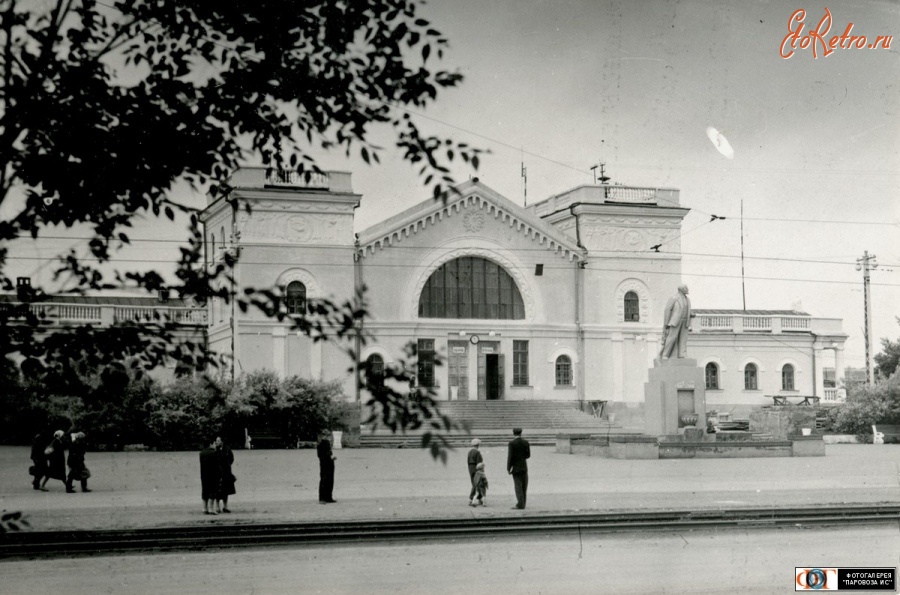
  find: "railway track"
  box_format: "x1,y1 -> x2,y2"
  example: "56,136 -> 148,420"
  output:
2,504 -> 898,559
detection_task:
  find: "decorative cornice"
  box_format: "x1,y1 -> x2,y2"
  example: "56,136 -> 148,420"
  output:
360,194 -> 582,261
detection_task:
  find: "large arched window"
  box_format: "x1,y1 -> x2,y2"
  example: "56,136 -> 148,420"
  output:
418,257 -> 525,319
744,363 -> 758,390
286,281 -> 307,315
705,362 -> 719,390
624,291 -> 640,322
782,364 -> 795,391
555,355 -> 573,386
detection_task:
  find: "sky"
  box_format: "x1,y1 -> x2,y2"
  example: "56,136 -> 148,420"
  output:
6,0 -> 899,370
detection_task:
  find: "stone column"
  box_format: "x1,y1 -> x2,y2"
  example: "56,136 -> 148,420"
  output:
272,326 -> 286,378
611,332 -> 624,401
834,346 -> 845,387
813,343 -> 826,398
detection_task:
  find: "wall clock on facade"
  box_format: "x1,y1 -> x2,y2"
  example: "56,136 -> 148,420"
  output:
470,335 -> 480,345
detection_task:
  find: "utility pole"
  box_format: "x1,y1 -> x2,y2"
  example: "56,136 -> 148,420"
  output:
856,251 -> 878,384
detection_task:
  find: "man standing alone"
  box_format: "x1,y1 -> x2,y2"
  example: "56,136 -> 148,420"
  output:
317,430 -> 337,504
507,428 -> 530,509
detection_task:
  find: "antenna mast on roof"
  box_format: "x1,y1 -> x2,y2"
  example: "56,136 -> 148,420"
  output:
591,162 -> 610,185
520,148 -> 527,206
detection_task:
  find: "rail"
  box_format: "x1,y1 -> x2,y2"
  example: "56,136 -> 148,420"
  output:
3,504 -> 898,559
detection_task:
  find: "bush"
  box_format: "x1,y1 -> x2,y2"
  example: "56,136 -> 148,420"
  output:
832,373 -> 900,440
145,375 -> 226,451
273,376 -> 344,446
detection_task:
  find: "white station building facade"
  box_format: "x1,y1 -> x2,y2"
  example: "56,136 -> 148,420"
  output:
201,168 -> 848,418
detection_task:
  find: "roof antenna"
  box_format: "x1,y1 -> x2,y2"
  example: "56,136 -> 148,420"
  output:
591,162 -> 610,184
521,147 -> 527,206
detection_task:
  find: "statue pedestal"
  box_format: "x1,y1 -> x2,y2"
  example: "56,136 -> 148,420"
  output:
644,358 -> 707,437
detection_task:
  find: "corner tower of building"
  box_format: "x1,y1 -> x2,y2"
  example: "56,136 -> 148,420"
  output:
200,167 -> 360,386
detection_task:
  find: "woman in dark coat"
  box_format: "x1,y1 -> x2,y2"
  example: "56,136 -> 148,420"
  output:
199,438 -> 222,514
42,430 -> 67,490
65,432 -> 91,493
215,436 -> 235,513
30,433 -> 48,490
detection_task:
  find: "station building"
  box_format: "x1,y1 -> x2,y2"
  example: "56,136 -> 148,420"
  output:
199,167 -> 848,420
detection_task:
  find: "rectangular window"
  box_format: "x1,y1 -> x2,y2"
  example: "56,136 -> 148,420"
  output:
417,339 -> 435,388
513,340 -> 529,386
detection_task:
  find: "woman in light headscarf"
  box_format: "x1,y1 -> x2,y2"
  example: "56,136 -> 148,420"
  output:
41,430 -> 67,491
65,432 -> 91,493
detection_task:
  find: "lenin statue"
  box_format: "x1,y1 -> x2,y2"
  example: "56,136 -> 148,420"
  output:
659,284 -> 692,359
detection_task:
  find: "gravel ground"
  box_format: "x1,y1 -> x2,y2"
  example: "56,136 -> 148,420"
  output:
1,443 -> 898,532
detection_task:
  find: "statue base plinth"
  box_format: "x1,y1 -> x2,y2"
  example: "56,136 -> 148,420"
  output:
644,358 -> 707,437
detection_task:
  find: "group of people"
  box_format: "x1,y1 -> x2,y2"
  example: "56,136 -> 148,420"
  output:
29,430 -> 92,493
466,428 -> 531,509
198,436 -> 236,515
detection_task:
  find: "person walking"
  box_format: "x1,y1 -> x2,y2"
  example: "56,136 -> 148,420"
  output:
317,430 -> 337,504
30,433 -> 49,491
466,438 -> 483,502
215,436 -> 236,513
41,430 -> 67,491
199,438 -> 222,515
469,461 -> 489,507
507,428 -> 530,510
65,432 -> 91,493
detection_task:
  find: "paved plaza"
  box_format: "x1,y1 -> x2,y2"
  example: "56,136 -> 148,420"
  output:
1,443 -> 898,532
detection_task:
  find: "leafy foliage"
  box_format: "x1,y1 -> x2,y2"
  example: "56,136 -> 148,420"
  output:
0,0 -> 480,458
874,317 -> 900,380
832,373 -> 900,440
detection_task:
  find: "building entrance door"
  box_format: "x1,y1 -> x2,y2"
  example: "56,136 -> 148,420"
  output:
448,340 -> 469,400
477,341 -> 503,400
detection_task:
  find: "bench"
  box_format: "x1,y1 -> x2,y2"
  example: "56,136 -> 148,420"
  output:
767,395 -> 820,406
873,424 -> 900,444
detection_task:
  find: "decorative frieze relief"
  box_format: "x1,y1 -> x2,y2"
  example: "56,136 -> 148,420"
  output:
246,199 -> 356,213
581,225 -> 678,252
240,212 -> 352,244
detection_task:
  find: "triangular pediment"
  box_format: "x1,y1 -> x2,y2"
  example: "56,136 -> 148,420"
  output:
358,180 -> 584,261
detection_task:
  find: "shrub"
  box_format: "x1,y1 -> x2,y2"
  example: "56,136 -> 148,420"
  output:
145,375 -> 226,450
832,373 -> 900,440
274,376 -> 344,446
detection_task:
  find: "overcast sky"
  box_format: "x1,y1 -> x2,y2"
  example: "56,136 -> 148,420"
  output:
7,0 -> 899,370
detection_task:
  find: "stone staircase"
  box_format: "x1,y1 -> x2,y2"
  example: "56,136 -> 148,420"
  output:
359,400 -> 611,448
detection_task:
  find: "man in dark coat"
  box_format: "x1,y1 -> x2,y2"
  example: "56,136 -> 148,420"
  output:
30,433 -> 49,490
317,430 -> 337,504
65,432 -> 91,493
199,438 -> 222,514
507,428 -> 530,509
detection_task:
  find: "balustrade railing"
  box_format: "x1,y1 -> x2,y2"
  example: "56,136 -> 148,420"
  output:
265,169 -> 330,189
780,316 -> 810,330
2,302 -> 206,326
742,316 -> 772,331
699,315 -> 732,331
695,314 -> 812,334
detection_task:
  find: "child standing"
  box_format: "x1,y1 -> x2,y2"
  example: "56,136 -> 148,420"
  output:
469,461 -> 488,507
466,438 -> 483,502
